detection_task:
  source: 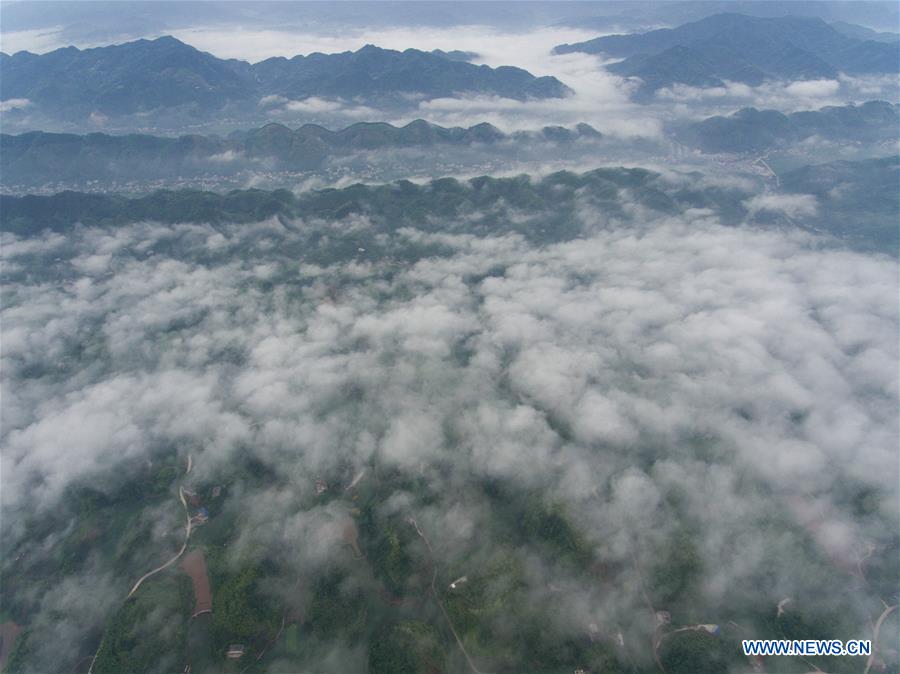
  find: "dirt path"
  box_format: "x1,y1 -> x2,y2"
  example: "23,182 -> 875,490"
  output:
630,547 -> 668,674
126,486 -> 192,598
408,517 -> 484,674
241,614 -> 286,674
863,603 -> 898,674
88,456 -> 194,674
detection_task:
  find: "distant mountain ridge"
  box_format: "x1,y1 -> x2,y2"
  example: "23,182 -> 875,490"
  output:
0,168 -> 690,237
554,13 -> 900,98
829,21 -> 900,43
780,155 -> 899,249
553,2 -> 900,35
0,120 -> 602,186
0,37 -> 570,123
429,49 -> 480,62
3,159 -> 895,252
681,100 -> 900,153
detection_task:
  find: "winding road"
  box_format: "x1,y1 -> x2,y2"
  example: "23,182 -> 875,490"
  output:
126,485 -> 192,598
863,603 -> 898,674
630,547 -> 668,674
87,456 -> 194,674
409,517 -> 484,674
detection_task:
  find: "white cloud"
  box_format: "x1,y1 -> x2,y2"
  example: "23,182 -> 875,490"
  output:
258,94 -> 288,107
655,76 -> 897,117
744,193 -> 818,218
0,97 -> 32,112
1,168 -> 896,671
784,79 -> 841,98
283,97 -> 345,113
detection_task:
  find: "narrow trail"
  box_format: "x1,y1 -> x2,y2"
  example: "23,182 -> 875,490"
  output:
630,547 -> 667,674
409,517 -> 484,674
88,456 -> 194,674
242,614 -> 287,674
863,603 -> 897,674
776,621 -> 824,673
126,486 -> 192,598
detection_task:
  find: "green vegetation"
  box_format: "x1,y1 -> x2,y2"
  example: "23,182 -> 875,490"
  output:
306,570 -> 367,641
213,566 -> 280,653
659,630 -> 730,674
781,155 -> 900,251
367,621 -> 445,674
370,523 -> 417,595
484,481 -> 595,567
6,161 -> 892,256
186,614 -> 216,674
681,101 -> 898,154
0,169 -> 664,239
521,499 -> 593,566
442,551 -> 526,661
0,122 -> 603,188
650,528 -> 703,607
283,624 -> 299,655
92,573 -> 191,674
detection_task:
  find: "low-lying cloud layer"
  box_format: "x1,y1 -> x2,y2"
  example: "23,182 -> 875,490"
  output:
2,194 -> 897,670
656,74 -> 900,115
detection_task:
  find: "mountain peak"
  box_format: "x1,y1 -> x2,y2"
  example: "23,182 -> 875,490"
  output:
151,35 -> 187,45
556,11 -> 896,98
115,35 -> 195,51
1,35 -> 569,122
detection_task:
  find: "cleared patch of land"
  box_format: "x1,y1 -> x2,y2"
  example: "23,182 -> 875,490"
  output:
0,621 -> 22,671
181,550 -> 212,617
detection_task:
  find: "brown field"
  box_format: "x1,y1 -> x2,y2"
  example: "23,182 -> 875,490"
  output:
181,550 -> 212,617
0,621 -> 22,671
341,518 -> 362,558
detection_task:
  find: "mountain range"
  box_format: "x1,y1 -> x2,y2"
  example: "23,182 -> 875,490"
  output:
780,155 -> 899,248
829,21 -> 900,43
0,120 -> 601,187
554,13 -> 900,97
554,2 -> 900,35
0,37 -> 570,123
0,168 -> 692,238
680,100 -> 899,153
3,159 -> 895,252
